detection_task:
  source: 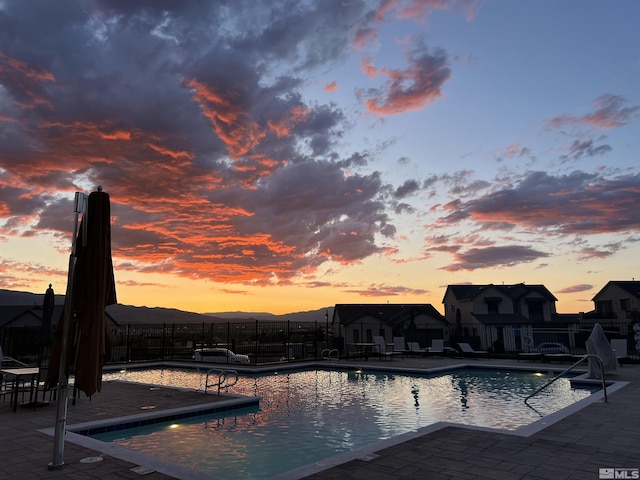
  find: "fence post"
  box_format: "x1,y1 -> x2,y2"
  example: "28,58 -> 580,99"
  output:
161,323 -> 165,360
125,324 -> 129,362
254,320 -> 259,365
170,323 -> 175,360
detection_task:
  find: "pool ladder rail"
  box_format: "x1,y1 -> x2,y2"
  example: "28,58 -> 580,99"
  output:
524,354 -> 608,405
204,368 -> 239,395
321,348 -> 339,361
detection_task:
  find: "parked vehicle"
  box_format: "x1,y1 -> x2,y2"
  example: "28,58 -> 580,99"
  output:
193,348 -> 250,364
531,342 -> 569,354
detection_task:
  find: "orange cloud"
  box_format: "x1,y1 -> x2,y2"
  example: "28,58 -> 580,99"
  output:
0,51 -> 55,82
324,81 -> 338,92
99,130 -> 131,141
364,50 -> 450,115
185,78 -> 265,159
0,51 -> 55,109
360,57 -> 379,78
146,142 -> 194,161
267,105 -> 311,139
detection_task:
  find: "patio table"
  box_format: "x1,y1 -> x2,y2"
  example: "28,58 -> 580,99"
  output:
1,367 -> 39,412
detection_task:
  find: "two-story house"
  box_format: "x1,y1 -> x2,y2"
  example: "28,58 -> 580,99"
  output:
332,303 -> 449,351
442,283 -> 578,352
590,280 -> 640,323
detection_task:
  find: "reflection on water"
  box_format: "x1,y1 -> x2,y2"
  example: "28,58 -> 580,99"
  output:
457,378 -> 469,409
98,367 -> 597,480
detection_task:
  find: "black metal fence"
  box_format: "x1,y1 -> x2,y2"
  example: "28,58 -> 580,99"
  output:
1,321 -> 638,367
0,320 -> 330,367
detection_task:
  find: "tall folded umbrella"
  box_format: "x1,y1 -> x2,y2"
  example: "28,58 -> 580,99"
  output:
46,187 -> 116,469
39,284 -> 55,359
47,188 -> 117,397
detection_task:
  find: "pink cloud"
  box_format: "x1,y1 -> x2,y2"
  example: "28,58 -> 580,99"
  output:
363,46 -> 450,115
324,81 -> 338,92
352,27 -> 378,51
546,94 -> 639,130
360,57 -> 379,78
374,0 -> 481,23
557,284 -> 593,294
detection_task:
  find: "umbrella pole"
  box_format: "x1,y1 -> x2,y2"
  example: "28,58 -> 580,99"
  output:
49,192 -> 85,470
48,255 -> 76,470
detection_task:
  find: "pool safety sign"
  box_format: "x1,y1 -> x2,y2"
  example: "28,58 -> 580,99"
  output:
600,468 -> 640,479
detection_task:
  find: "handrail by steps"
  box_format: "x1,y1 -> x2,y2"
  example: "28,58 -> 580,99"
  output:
524,354 -> 608,404
321,348 -> 339,361
205,368 -> 238,395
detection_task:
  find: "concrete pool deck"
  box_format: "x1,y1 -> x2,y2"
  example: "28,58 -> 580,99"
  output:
0,357 -> 638,480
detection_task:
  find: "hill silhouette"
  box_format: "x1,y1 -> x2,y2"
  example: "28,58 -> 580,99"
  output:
0,288 -> 332,325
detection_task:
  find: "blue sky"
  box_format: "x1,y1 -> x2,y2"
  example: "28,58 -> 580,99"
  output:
0,0 -> 638,314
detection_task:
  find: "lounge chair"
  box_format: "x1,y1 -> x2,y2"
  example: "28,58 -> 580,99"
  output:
457,342 -> 489,358
407,342 -> 426,356
610,339 -> 631,366
392,337 -> 408,357
427,339 -> 457,357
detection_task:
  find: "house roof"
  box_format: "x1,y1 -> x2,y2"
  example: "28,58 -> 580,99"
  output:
592,281 -> 640,301
443,283 -> 558,303
333,303 -> 446,326
0,305 -> 43,327
0,304 -> 118,328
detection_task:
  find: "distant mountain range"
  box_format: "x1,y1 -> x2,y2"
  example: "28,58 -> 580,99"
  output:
0,288 -> 333,324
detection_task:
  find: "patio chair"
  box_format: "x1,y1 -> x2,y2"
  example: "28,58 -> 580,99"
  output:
610,339 -> 631,366
407,342 -> 426,356
392,337 -> 408,358
427,339 -> 457,357
372,336 -> 395,361
0,347 -> 28,367
457,343 -> 489,359
427,338 -> 458,357
427,339 -> 444,356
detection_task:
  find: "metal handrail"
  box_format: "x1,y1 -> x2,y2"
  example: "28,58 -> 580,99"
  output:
205,368 -> 238,395
524,354 -> 608,404
321,348 -> 339,361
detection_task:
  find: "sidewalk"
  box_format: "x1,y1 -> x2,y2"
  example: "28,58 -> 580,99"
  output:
0,358 -> 637,480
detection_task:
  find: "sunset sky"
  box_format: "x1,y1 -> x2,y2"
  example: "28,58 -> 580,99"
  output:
1,1 -> 639,315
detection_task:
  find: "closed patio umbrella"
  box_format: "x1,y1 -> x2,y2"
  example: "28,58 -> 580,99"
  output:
68,189 -> 117,397
46,187 -> 117,469
39,284 -> 55,361
46,188 -> 117,396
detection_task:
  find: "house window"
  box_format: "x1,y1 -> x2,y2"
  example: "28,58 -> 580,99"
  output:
596,300 -> 613,317
485,298 -> 501,314
353,329 -> 360,343
527,300 -> 544,320
621,299 -> 630,311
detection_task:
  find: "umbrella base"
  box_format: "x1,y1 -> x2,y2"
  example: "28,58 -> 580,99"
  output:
48,461 -> 64,470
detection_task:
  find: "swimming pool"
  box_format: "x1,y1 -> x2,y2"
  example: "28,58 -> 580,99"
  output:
84,366 -> 600,479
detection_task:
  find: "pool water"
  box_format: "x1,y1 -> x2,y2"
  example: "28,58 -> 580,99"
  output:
96,367 -> 597,479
